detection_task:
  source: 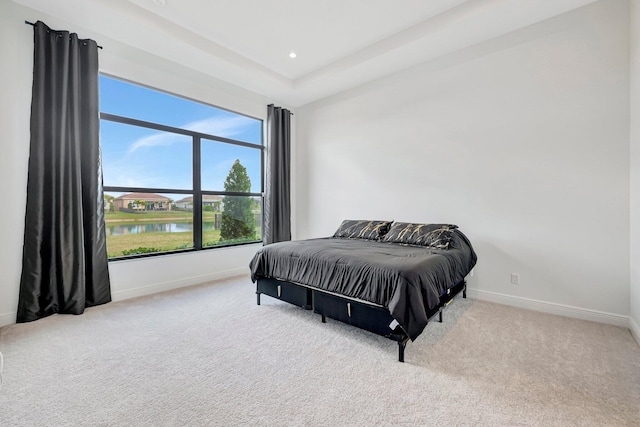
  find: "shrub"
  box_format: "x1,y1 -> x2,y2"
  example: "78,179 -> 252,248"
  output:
121,247 -> 162,256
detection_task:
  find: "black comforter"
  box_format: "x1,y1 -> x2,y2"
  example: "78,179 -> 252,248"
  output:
249,230 -> 476,340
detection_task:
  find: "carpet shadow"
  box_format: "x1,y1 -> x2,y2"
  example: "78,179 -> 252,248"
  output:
254,292 -> 475,366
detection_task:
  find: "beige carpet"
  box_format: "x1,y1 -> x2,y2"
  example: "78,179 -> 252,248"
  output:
0,275 -> 639,426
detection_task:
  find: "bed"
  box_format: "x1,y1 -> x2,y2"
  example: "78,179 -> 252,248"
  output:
249,220 -> 477,361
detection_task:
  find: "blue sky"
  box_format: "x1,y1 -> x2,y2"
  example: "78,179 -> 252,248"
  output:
100,75 -> 262,194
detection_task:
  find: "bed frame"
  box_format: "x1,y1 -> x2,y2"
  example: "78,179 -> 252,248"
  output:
256,278 -> 466,362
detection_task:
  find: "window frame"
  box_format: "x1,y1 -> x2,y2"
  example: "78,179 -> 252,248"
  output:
101,101 -> 264,261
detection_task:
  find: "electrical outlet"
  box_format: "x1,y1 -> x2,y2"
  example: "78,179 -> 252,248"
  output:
510,273 -> 520,285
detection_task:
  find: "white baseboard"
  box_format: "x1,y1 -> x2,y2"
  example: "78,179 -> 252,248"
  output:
5,278 -> 637,342
111,267 -> 248,302
0,312 -> 16,328
630,316 -> 640,347
467,288 -> 630,328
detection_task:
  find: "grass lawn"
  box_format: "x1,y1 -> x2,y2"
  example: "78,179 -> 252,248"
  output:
107,229 -> 218,257
106,228 -> 259,258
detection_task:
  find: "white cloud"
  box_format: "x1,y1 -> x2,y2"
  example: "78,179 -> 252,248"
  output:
127,115 -> 256,153
186,115 -> 256,138
128,132 -> 178,153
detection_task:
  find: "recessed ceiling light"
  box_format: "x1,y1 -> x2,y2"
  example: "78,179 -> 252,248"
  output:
289,52 -> 297,59
153,0 -> 167,6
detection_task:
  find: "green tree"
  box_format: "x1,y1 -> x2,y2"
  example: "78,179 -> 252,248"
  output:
220,159 -> 256,241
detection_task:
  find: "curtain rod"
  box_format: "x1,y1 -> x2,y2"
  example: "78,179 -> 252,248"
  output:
268,104 -> 294,116
25,20 -> 103,49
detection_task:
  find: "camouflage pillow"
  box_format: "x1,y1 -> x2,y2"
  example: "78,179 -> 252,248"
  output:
332,220 -> 393,241
381,222 -> 457,249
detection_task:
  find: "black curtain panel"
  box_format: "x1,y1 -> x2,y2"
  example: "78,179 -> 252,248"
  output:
264,104 -> 292,245
17,21 -> 111,323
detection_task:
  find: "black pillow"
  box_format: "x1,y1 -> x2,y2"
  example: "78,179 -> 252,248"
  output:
381,222 -> 457,249
332,220 -> 393,240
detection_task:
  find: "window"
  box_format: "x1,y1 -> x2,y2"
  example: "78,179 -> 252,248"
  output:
100,75 -> 263,259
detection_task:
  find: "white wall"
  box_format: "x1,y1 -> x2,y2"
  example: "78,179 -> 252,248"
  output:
296,0 -> 630,325
1,0 -> 634,334
630,0 -> 640,344
0,1 -> 31,327
0,0 -> 282,326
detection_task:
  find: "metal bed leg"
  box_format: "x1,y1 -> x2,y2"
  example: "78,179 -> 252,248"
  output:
256,291 -> 261,305
438,308 -> 443,323
463,284 -> 467,299
398,339 -> 408,363
321,313 -> 326,323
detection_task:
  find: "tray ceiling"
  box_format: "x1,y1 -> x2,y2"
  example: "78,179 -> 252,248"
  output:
13,0 -> 599,106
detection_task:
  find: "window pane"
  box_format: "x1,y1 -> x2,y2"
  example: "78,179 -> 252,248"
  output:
100,75 -> 262,144
201,139 -> 261,193
104,192 -> 193,257
204,196 -> 261,247
101,120 -> 192,190
100,74 -> 264,258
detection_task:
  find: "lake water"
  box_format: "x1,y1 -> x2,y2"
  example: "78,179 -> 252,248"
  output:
106,221 -> 216,236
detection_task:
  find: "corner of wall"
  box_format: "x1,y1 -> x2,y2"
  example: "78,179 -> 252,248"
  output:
630,316 -> 640,347
630,0 -> 640,349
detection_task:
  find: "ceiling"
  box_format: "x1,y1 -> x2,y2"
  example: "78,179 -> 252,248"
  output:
14,0 -> 599,107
